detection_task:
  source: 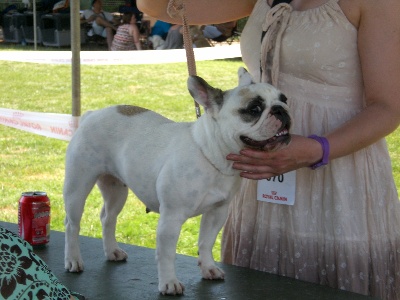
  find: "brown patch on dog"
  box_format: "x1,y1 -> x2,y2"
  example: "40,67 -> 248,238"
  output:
117,105 -> 148,116
238,87 -> 252,99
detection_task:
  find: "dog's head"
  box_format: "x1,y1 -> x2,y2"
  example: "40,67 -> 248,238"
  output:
187,67 -> 291,152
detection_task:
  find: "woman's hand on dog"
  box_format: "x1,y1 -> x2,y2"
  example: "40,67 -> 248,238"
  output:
227,135 -> 323,180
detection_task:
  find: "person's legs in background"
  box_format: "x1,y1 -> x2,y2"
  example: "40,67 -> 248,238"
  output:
201,25 -> 222,39
92,20 -> 116,50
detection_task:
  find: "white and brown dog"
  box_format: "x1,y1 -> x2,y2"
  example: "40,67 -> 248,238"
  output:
63,67 -> 291,295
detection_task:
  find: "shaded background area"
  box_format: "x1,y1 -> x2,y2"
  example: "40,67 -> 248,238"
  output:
0,0 -> 247,51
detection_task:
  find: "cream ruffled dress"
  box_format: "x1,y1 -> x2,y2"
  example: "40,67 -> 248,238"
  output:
221,0 -> 400,298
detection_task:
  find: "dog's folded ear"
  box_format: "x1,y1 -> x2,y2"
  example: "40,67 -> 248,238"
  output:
187,76 -> 224,114
238,67 -> 255,86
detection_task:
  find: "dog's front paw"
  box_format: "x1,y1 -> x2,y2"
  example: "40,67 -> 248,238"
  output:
65,256 -> 84,272
158,278 -> 185,296
106,247 -> 128,261
65,242 -> 84,272
199,264 -> 225,280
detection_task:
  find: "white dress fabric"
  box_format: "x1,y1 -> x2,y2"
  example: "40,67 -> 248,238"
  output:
221,0 -> 400,298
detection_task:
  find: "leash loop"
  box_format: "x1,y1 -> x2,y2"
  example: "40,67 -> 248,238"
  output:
167,0 -> 201,118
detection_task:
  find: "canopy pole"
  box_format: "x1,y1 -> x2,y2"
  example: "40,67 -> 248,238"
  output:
33,0 -> 37,49
71,0 -> 81,117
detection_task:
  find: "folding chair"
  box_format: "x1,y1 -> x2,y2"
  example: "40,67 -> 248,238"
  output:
207,24 -> 241,46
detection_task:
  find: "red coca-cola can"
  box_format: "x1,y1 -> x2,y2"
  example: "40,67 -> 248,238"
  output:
18,191 -> 50,246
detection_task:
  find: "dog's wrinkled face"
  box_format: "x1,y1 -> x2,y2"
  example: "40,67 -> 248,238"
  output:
188,67 -> 291,152
231,82 -> 291,151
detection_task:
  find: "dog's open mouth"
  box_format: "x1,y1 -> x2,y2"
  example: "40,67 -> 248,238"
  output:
240,128 -> 291,151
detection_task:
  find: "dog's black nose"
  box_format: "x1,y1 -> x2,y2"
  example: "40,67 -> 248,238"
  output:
270,105 -> 287,117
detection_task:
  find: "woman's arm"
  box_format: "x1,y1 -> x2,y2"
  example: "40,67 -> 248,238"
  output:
326,0 -> 400,159
227,0 -> 400,180
137,0 -> 257,24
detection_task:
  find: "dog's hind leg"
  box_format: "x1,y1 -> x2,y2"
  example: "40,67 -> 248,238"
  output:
64,165 -> 98,273
97,174 -> 129,261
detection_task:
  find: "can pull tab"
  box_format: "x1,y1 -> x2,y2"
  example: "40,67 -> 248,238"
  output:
32,191 -> 46,196
22,191 -> 47,197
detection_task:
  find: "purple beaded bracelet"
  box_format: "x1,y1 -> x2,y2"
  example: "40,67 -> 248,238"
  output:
308,135 -> 330,169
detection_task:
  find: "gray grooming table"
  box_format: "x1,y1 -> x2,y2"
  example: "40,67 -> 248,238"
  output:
0,221 -> 376,300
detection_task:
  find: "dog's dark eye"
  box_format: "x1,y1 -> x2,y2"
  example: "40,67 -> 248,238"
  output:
248,104 -> 262,116
246,97 -> 265,116
238,97 -> 265,122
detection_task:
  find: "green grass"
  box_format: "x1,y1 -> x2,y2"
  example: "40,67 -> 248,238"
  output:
1,54 -> 400,264
0,57 -> 245,262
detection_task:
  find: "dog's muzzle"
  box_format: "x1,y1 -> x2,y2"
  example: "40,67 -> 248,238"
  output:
240,104 -> 291,151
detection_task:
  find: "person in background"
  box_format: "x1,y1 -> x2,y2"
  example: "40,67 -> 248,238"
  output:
148,20 -> 171,49
190,25 -> 210,48
201,21 -> 237,41
81,0 -> 118,50
137,0 -> 400,299
158,24 -> 183,49
111,13 -> 142,51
